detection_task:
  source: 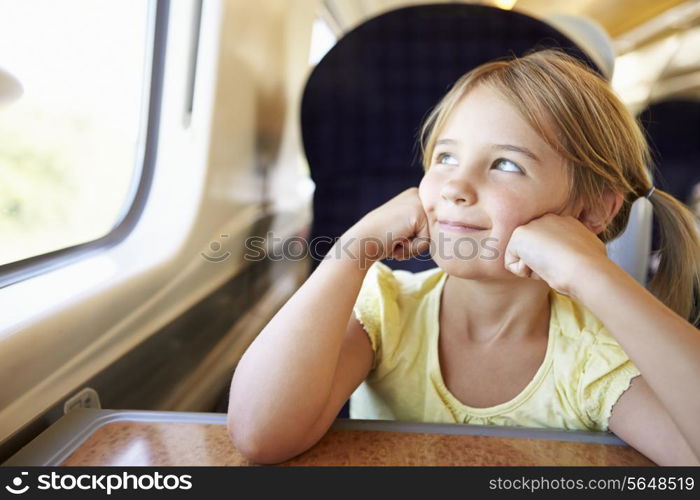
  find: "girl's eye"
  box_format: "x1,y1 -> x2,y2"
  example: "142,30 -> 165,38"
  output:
492,158 -> 523,173
435,153 -> 459,166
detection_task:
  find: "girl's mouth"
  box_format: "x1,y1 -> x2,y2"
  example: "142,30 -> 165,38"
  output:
437,219 -> 488,233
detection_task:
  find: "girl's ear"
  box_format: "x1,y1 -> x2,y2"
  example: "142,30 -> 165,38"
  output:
576,190 -> 624,235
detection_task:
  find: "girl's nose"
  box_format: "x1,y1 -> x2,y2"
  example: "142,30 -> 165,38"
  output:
440,179 -> 475,205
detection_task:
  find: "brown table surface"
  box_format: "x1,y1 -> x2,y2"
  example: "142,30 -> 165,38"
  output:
4,409 -> 655,466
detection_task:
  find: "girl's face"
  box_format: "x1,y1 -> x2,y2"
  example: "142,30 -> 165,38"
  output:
419,84 -> 574,279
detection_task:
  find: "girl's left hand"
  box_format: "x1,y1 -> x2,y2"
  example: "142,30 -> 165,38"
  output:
503,213 -> 611,298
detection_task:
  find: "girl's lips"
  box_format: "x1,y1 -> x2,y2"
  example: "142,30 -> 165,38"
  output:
437,220 -> 488,233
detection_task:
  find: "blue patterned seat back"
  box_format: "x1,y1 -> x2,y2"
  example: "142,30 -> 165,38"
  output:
640,100 -> 700,206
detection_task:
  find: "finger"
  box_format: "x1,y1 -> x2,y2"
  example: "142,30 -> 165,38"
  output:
391,237 -> 405,250
516,260 -> 531,278
392,240 -> 411,260
506,260 -> 520,276
507,259 -> 531,278
503,246 -> 519,270
416,213 -> 431,239
408,235 -> 431,257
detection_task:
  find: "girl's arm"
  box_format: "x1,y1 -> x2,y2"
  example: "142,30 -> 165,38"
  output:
227,187 -> 430,464
504,214 -> 700,460
575,259 -> 700,462
227,246 -> 372,463
608,375 -> 699,465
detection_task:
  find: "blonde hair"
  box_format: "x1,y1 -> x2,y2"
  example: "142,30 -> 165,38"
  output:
419,49 -> 700,325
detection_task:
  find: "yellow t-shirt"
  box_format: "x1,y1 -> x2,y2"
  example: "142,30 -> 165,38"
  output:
350,261 -> 641,432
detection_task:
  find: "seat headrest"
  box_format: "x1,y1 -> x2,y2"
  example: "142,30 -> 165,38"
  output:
544,14 -> 615,80
0,66 -> 23,105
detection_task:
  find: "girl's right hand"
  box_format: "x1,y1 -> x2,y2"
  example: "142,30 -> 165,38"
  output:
342,187 -> 431,265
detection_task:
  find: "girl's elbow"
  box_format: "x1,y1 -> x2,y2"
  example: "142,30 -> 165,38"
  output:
226,414 -> 300,465
227,416 -> 272,463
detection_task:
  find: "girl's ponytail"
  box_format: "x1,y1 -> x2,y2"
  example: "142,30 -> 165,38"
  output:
646,188 -> 700,326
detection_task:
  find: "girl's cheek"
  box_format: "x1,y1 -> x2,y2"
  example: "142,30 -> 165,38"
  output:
491,192 -> 532,228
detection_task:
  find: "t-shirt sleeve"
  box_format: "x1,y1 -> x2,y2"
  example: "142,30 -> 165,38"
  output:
577,326 -> 641,431
352,261 -> 400,370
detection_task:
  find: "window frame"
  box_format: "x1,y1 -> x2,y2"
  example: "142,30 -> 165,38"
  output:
0,0 -> 170,289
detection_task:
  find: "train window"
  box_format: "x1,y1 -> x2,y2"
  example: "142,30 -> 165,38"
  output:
0,0 -> 151,267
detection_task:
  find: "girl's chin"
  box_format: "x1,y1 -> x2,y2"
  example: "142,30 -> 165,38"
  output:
433,257 -> 508,280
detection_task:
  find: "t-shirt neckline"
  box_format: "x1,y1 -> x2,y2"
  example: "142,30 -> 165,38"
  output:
430,270 -> 558,419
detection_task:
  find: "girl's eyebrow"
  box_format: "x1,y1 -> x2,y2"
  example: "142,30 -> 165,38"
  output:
435,138 -> 459,146
492,144 -> 541,163
435,138 -> 541,164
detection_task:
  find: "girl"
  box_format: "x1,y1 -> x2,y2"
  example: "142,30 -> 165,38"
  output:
227,49 -> 700,465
